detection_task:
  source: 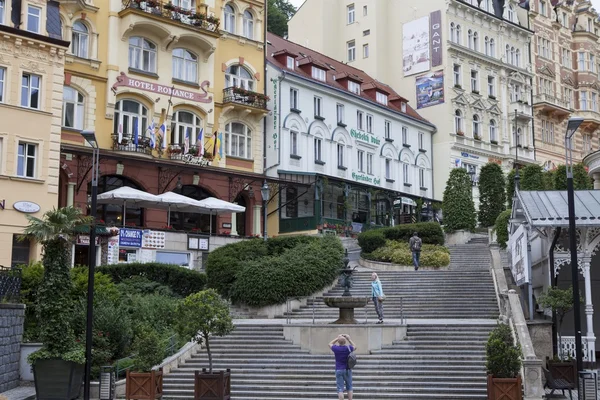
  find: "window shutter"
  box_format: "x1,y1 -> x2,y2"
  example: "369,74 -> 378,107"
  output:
47,1 -> 63,39
11,0 -> 21,28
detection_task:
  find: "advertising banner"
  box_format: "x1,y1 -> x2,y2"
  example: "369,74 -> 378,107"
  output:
508,224 -> 530,285
416,70 -> 444,109
119,228 -> 143,248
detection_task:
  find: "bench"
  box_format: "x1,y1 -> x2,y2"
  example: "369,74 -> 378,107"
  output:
543,367 -> 574,400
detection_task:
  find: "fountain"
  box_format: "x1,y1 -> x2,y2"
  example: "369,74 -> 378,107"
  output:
323,249 -> 369,324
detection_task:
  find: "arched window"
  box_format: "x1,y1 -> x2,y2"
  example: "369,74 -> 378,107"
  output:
243,10 -> 254,39
485,36 -> 490,55
456,25 -> 462,45
170,110 -> 203,147
94,175 -> 145,227
489,119 -> 497,142
490,38 -> 495,57
450,22 -> 456,42
508,4 -> 515,22
62,86 -> 84,130
72,21 -> 88,58
173,0 -> 195,10
472,114 -> 480,137
128,37 -> 157,73
515,49 -> 521,67
510,47 -> 515,65
468,29 -> 473,49
225,122 -> 252,159
506,45 -> 510,62
473,31 -> 479,51
170,185 -> 217,232
172,48 -> 198,83
225,65 -> 254,90
455,110 -> 463,133
224,4 -> 235,33
113,100 -> 149,140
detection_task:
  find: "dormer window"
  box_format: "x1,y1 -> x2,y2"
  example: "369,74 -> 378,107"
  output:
27,5 -> 41,34
348,81 -> 360,95
311,66 -> 326,82
401,103 -> 407,113
286,56 -> 295,70
376,92 -> 388,105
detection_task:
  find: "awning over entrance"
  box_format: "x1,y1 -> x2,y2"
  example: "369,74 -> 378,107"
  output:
393,197 -> 417,208
516,190 -> 600,227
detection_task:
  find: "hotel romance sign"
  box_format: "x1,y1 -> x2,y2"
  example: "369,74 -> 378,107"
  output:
111,72 -> 213,103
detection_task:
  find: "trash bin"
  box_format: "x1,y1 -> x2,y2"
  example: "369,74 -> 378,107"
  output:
99,366 -> 115,400
579,370 -> 598,400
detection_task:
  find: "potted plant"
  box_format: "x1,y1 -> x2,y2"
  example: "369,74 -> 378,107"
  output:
474,134 -> 482,141
457,131 -> 465,137
486,323 -> 522,400
176,289 -> 234,400
125,326 -> 165,400
23,207 -> 91,400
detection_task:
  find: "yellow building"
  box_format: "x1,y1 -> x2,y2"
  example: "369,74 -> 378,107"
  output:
0,0 -> 70,266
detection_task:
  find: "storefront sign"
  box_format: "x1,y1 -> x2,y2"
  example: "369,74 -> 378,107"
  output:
488,158 -> 502,165
119,228 -> 143,248
182,154 -> 211,166
351,172 -> 381,186
76,235 -> 100,246
222,223 -> 232,229
350,129 -> 381,146
430,10 -> 443,67
13,201 -> 41,213
271,78 -> 278,149
112,72 -> 212,103
188,235 -> 209,251
461,152 -> 479,160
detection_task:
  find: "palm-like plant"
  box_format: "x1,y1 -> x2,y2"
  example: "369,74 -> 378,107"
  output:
24,207 -> 92,364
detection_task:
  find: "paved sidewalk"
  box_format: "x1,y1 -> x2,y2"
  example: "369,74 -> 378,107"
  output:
0,385 -> 35,400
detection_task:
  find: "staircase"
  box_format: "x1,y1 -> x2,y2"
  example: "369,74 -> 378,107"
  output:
162,241 -> 498,399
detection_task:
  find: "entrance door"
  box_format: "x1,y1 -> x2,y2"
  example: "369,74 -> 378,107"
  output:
235,195 -> 247,236
74,245 -> 89,266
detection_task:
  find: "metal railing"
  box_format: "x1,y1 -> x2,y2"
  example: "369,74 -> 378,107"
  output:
111,134 -> 153,155
121,0 -> 220,33
0,265 -> 22,302
223,87 -> 268,110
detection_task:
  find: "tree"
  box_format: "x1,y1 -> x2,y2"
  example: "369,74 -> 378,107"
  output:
176,289 -> 234,373
542,169 -> 555,190
506,168 -> 517,207
442,168 -> 476,233
538,286 -> 582,360
520,164 -> 545,191
267,0 -> 297,37
478,163 -> 506,227
494,209 -> 512,249
553,164 -> 593,190
23,207 -> 92,364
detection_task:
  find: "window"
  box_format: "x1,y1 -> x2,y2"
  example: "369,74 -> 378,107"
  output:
419,168 -> 425,188
366,114 -> 373,133
348,81 -> 360,94
472,114 -> 480,137
562,12 -> 568,27
590,54 -> 596,73
367,153 -> 373,174
357,150 -> 364,172
311,67 -> 326,82
290,130 -> 298,156
224,4 -> 235,33
0,0 -> 4,25
507,4 -> 515,21
579,52 -> 586,71
562,48 -> 571,67
226,65 -> 254,90
284,186 -> 298,218
128,37 -> 157,73
418,132 -> 424,149
62,87 -> 84,130
170,110 -> 202,146
113,99 -> 148,141
363,44 -> 369,58
21,73 -> 41,109
27,6 -> 40,33
488,76 -> 495,97
376,92 -> 387,105
455,110 -> 463,133
473,31 -> 479,51
540,1 -> 546,16
484,36 -> 490,55
403,163 -> 410,184
515,49 -> 520,67
593,92 -> 598,112
384,120 -> 391,139
564,88 -> 573,108
314,137 -> 322,161
71,21 -> 89,58
172,49 -> 198,82
511,84 -> 522,102
0,67 -> 4,102
347,40 -> 356,62
290,88 -> 299,110
583,134 -> 592,152
455,25 -> 462,45
581,91 -> 588,110
489,38 -> 496,57
468,29 -> 473,49
470,70 -> 478,92
286,56 -> 295,70
225,122 -> 252,159
337,143 -> 344,167
402,126 -> 408,144
336,103 -> 344,124
385,159 -> 391,179
363,5 -> 368,16
453,64 -> 461,86
243,10 -> 254,39
17,142 -> 36,178
363,29 -> 370,36
357,110 -> 364,130
538,38 -> 551,59
541,119 -> 554,144
314,96 -> 322,117
450,23 -> 456,42
347,4 -> 355,24
489,119 -> 497,142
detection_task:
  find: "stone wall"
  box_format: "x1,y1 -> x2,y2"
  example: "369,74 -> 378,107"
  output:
0,304 -> 25,392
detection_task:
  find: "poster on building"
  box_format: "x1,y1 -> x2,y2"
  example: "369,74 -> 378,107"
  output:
142,230 -> 166,249
416,70 -> 444,109
119,228 -> 142,248
107,237 -> 119,265
430,10 -> 443,68
403,16 -> 431,76
508,224 -> 530,285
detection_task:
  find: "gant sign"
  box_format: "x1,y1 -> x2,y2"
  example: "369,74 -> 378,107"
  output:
111,72 -> 213,103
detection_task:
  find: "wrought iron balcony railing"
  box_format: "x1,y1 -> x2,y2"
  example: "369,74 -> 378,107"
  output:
122,0 -> 220,33
111,133 -> 153,155
223,87 -> 269,110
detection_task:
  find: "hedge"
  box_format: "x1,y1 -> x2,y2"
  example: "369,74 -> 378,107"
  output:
442,168 -> 476,233
96,263 -> 206,298
365,241 -> 450,268
357,222 -> 444,253
230,236 -> 344,307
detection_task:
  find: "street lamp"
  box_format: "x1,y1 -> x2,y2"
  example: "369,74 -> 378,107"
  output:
261,180 -> 270,241
565,116 -> 584,393
81,130 -> 99,400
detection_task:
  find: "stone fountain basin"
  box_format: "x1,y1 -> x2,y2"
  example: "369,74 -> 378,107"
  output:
323,296 -> 369,308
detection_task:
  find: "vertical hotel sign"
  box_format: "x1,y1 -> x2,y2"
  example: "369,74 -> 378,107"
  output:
271,78 -> 278,150
430,10 -> 442,68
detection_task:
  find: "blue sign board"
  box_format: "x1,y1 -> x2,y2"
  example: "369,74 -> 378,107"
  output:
119,228 -> 142,248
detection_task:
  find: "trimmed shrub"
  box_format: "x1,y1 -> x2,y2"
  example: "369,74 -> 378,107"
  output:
506,169 -> 517,207
357,222 -> 444,253
520,164 -> 545,191
357,229 -> 387,253
266,235 -> 320,255
368,241 -> 450,268
494,209 -> 512,249
96,263 -> 206,298
230,236 -> 344,307
478,163 -> 506,227
486,324 -> 522,378
553,164 -> 593,190
442,168 -> 476,233
206,239 -> 268,298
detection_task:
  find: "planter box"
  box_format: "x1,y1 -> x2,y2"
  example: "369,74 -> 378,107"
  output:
126,369 -> 163,400
548,360 -> 576,386
20,343 -> 43,381
487,375 -> 522,400
194,369 -> 231,400
33,359 -> 85,400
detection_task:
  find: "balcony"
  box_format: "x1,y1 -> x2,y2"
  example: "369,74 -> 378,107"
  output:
166,144 -> 213,165
533,93 -> 572,118
222,87 -> 269,112
510,100 -> 533,119
111,134 -> 153,156
121,0 -> 220,34
577,110 -> 600,131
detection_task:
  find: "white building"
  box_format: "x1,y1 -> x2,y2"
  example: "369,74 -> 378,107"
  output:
289,0 -> 536,206
265,33 -> 437,235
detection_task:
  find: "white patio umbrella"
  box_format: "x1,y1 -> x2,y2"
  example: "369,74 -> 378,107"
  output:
155,192 -> 209,226
196,197 -> 246,235
96,186 -> 163,226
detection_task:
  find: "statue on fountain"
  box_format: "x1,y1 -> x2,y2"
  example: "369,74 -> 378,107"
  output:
339,250 -> 356,297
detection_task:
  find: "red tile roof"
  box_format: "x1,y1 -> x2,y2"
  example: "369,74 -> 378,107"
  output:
266,33 -> 432,125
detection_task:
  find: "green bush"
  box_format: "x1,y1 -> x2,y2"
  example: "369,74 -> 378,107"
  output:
357,229 -> 387,253
442,168 -> 476,233
494,209 -> 512,249
553,164 -> 593,190
506,169 -> 517,207
357,222 -> 444,253
19,262 -> 44,341
368,241 -> 450,267
230,236 -> 344,307
96,263 -> 206,298
486,324 -> 522,378
71,266 -> 120,302
131,325 -> 164,372
206,239 -> 268,298
520,164 -> 545,191
478,163 -> 506,227
266,235 -> 320,255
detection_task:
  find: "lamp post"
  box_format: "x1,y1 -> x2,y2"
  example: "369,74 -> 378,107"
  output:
565,117 -> 584,393
81,130 -> 99,400
261,180 -> 270,241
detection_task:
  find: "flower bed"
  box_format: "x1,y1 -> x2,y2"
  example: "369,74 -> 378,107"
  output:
362,240 -> 450,268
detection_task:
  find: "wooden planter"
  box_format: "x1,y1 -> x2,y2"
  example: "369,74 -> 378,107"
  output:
194,369 -> 231,400
487,375 -> 522,400
33,359 -> 84,400
548,360 -> 576,386
126,369 -> 163,400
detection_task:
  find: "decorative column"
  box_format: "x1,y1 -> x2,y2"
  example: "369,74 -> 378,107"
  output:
230,209 -> 239,236
67,182 -> 76,207
593,173 -> 600,190
253,205 -> 261,236
581,258 -> 596,362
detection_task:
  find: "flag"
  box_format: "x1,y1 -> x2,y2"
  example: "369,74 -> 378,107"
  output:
148,120 -> 156,149
184,127 -> 191,155
218,132 -> 223,160
133,118 -> 139,147
197,128 -> 204,156
160,123 -> 167,150
118,123 -> 123,144
212,134 -> 218,157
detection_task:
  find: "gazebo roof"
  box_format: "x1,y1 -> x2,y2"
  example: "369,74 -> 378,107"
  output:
516,190 -> 600,227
